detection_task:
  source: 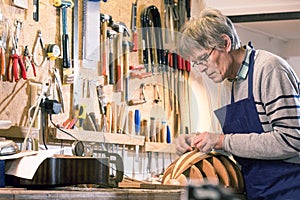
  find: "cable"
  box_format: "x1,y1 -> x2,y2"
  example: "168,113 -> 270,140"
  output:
41,109 -> 48,150
22,91 -> 43,151
49,114 -> 79,141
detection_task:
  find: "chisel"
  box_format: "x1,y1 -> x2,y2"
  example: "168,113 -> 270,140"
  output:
106,102 -> 112,133
161,120 -> 167,174
143,119 -> 151,178
149,117 -> 156,142
149,117 -> 157,177
167,124 -> 173,163
128,110 -> 134,135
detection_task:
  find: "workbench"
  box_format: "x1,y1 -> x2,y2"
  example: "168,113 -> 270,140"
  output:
0,187 -> 185,200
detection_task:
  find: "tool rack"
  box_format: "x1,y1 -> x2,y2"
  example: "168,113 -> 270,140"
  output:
48,127 -> 177,154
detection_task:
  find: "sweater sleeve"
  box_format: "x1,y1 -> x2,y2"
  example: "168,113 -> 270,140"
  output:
223,54 -> 300,161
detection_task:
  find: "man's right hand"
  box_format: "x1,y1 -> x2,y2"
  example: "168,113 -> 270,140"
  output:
175,134 -> 195,155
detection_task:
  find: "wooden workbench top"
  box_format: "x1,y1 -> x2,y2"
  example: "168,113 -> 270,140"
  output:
0,187 -> 185,200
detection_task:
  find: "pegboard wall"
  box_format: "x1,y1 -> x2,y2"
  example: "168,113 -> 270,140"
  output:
0,0 -> 186,142
0,0 -> 164,126
0,0 -> 72,126
100,0 -> 164,67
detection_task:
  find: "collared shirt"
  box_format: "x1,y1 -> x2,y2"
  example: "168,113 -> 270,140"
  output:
228,45 -> 252,82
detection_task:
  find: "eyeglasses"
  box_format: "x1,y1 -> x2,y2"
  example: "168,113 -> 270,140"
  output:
193,46 -> 216,67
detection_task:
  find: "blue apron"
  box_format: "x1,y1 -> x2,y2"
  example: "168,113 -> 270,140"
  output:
214,48 -> 300,200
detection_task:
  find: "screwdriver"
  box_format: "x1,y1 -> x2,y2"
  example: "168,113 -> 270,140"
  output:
134,109 -> 141,162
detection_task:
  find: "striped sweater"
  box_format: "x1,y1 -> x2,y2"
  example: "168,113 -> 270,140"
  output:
223,49 -> 300,163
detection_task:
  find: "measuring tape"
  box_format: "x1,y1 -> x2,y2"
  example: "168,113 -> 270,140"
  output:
47,44 -> 60,60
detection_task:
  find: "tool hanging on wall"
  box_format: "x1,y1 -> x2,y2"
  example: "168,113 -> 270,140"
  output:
122,40 -> 133,103
164,0 -> 179,44
33,0 -> 39,21
46,44 -> 61,60
0,13 -> 8,80
23,46 -> 37,77
96,84 -> 108,132
32,30 -> 46,68
107,29 -> 117,85
141,5 -> 163,74
100,13 -> 113,82
53,0 -> 74,69
130,0 -> 138,52
111,22 -> 129,93
75,104 -> 87,130
128,83 -> 146,106
7,20 -> 26,82
0,37 -> 5,79
134,109 -> 141,162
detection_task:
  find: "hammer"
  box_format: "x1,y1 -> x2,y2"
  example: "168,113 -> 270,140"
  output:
100,13 -> 113,81
122,40 -> 133,102
112,22 -> 129,93
107,29 -> 117,85
53,0 -> 74,69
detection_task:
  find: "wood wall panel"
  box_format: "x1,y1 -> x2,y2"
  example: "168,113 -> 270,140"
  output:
0,0 -> 72,127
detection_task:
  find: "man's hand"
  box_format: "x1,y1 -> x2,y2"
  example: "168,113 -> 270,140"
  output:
175,134 -> 195,155
193,132 -> 224,153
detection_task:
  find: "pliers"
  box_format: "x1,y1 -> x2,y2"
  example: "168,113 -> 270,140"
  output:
7,20 -> 26,82
23,45 -> 36,77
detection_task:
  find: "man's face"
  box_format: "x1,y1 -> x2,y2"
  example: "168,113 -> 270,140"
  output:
191,47 -> 228,83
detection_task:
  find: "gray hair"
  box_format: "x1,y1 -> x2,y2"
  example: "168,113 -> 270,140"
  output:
178,8 -> 240,58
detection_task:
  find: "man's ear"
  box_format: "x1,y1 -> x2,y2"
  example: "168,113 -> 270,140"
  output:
221,34 -> 232,53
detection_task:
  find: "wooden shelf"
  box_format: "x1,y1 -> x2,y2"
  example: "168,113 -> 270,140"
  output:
0,127 -> 177,154
49,128 -> 177,153
0,126 -> 39,139
144,142 -> 176,154
49,127 -> 145,146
